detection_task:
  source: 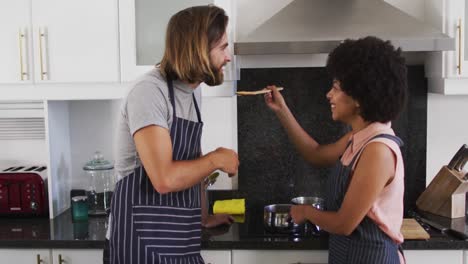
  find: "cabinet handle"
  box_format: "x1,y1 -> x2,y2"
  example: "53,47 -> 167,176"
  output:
58,254 -> 66,264
38,27 -> 48,80
58,254 -> 66,263
457,18 -> 462,75
18,28 -> 28,81
36,254 -> 44,264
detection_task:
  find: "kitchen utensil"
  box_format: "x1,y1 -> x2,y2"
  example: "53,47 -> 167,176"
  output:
416,166 -> 468,218
264,204 -> 293,233
454,152 -> 467,172
416,146 -> 468,218
0,165 -> 48,216
400,218 -> 430,240
447,144 -> 468,172
84,151 -> 115,216
204,172 -> 220,187
291,196 -> 325,236
236,87 -> 284,96
418,216 -> 468,240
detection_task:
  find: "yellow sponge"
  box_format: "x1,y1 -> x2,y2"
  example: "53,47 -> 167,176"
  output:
232,214 -> 245,223
213,199 -> 245,215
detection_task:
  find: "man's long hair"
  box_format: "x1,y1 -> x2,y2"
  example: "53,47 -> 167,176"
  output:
160,5 -> 228,85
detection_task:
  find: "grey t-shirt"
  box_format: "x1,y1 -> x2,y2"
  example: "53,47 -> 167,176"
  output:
114,68 -> 202,179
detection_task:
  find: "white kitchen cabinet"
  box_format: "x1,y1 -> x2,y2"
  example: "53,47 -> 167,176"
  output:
51,249 -> 102,264
425,0 -> 468,94
119,0 -> 237,96
201,250 -> 231,264
0,249 -> 51,264
232,250 -> 328,264
0,0 -> 119,85
405,250 -> 463,264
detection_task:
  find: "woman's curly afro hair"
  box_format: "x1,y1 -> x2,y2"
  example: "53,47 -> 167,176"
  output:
326,36 -> 408,123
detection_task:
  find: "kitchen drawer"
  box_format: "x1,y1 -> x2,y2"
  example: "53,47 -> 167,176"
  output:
232,250 -> 328,264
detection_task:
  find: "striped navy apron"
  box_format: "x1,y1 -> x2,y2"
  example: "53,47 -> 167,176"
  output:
326,134 -> 404,264
109,78 -> 204,264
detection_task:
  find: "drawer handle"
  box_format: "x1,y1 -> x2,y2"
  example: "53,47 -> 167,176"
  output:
36,254 -> 43,264
58,254 -> 66,263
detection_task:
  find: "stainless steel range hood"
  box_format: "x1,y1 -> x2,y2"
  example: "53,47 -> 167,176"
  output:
234,0 -> 455,55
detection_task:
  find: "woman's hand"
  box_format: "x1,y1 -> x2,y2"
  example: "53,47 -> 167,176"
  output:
290,205 -> 310,224
202,214 -> 235,228
264,85 -> 287,113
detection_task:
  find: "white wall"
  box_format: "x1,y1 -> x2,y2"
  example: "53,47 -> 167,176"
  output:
69,100 -> 121,189
427,94 -> 468,183
201,97 -> 238,189
0,139 -> 47,168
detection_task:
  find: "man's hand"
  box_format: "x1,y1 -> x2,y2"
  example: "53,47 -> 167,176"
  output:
202,214 -> 235,228
208,147 -> 239,176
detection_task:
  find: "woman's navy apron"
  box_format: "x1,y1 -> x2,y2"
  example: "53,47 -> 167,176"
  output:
326,134 -> 404,264
109,78 -> 204,264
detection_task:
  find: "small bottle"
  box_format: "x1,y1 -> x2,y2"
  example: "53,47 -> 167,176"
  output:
71,196 -> 89,222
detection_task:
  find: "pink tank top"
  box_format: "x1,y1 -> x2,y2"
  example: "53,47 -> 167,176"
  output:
340,122 -> 405,245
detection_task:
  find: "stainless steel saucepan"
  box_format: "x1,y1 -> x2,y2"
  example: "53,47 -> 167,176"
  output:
291,196 -> 325,235
263,204 -> 293,233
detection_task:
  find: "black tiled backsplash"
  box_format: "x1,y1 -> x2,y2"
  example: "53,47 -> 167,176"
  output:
231,65 -> 427,213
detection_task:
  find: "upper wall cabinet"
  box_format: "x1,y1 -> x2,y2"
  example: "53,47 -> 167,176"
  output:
0,0 -> 119,84
425,0 -> 468,94
119,0 -> 237,96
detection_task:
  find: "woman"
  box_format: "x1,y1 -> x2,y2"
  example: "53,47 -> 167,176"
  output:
106,5 -> 239,264
265,36 -> 407,264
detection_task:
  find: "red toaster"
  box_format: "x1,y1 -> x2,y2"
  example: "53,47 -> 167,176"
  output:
0,166 -> 48,216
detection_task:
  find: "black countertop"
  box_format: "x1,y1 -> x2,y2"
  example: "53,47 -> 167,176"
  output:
0,209 -> 467,250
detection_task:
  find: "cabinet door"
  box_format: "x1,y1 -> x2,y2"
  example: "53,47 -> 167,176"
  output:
405,250 -> 463,264
31,0 -> 119,83
0,0 -> 33,84
0,249 -> 51,264
52,249 -> 103,264
201,250 -> 231,264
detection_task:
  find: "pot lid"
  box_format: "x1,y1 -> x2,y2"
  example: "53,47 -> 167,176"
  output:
83,151 -> 114,171
71,196 -> 88,202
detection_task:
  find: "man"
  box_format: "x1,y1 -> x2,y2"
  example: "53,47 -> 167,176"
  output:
106,5 -> 239,264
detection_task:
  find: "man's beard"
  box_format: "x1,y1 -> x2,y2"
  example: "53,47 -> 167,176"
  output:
203,63 -> 224,86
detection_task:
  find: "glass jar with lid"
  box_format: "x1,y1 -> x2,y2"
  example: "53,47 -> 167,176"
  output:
84,151 -> 115,216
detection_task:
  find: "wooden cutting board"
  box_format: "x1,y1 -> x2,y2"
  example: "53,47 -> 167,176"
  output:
400,218 -> 430,240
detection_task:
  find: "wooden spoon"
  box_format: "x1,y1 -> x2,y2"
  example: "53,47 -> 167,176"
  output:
236,87 -> 284,96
